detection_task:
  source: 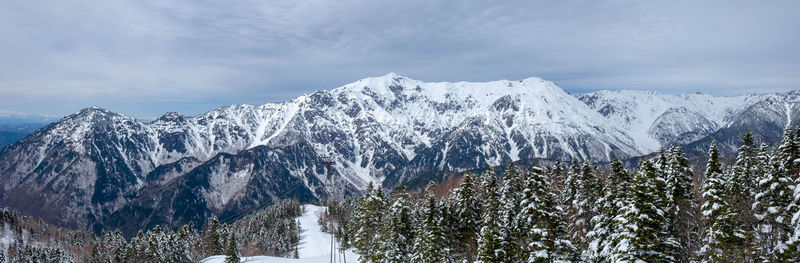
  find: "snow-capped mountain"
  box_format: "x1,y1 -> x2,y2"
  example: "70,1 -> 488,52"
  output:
577,90 -> 800,155
0,73 -> 797,233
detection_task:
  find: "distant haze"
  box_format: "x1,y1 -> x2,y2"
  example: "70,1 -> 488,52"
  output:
0,0 -> 798,119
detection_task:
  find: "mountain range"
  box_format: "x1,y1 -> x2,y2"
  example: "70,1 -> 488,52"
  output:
0,73 -> 797,236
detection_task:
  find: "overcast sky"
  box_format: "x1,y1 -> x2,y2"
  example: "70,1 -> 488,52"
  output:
1,0 -> 798,119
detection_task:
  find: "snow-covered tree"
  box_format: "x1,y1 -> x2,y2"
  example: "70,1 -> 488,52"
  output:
499,163 -> 525,262
613,159 -> 675,262
522,165 -> 578,263
752,148 -> 794,261
477,218 -> 504,263
412,185 -> 450,263
701,141 -> 750,262
585,158 -> 630,261
449,170 -> 481,259
354,183 -> 388,262
564,160 -> 600,250
382,191 -> 414,263
664,146 -> 701,262
225,232 -> 239,263
778,128 -> 799,175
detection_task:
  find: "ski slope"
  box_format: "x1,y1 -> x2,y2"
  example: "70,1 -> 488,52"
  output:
202,205 -> 359,263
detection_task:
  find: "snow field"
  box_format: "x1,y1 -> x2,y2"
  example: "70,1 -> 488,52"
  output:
202,205 -> 359,263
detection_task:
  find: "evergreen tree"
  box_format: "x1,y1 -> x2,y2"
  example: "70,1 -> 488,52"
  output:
664,146 -> 701,262
499,163 -> 525,262
205,217 -> 225,256
477,219 -> 504,263
701,141 -> 750,262
729,130 -> 760,249
225,232 -> 239,263
549,159 -> 568,198
586,158 -> 630,262
753,146 -> 794,261
450,170 -> 481,260
382,191 -> 414,263
481,168 -> 502,221
412,185 -> 450,263
561,158 -> 582,212
778,128 -> 799,175
613,159 -> 674,262
477,168 -> 504,263
523,166 -> 578,263
565,161 -> 600,250
353,182 -> 387,262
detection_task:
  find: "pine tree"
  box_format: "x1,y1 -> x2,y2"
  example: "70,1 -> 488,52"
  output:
225,232 -> 239,263
476,167 -> 504,263
586,158 -> 630,261
382,191 -> 414,263
450,170 -> 481,260
664,146 -> 701,262
353,182 -> 387,262
205,217 -> 225,256
523,165 -> 578,263
499,162 -> 525,262
412,185 -> 450,263
729,130 -> 760,248
565,161 -> 600,251
701,141 -> 750,262
477,219 -> 504,263
613,159 -> 674,262
778,128 -> 799,175
752,145 -> 794,261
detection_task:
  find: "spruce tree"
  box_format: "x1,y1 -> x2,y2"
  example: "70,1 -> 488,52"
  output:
412,185 -> 449,263
499,162 -> 525,262
354,182 -> 387,262
778,128 -> 799,175
664,146 -> 701,262
450,170 -> 481,260
701,141 -> 750,262
613,159 -> 674,262
477,169 -> 504,263
225,232 -> 239,263
523,166 -> 578,263
753,146 -> 794,261
477,219 -> 504,263
382,191 -> 414,263
205,217 -> 225,255
565,161 -> 600,251
730,130 -> 760,246
586,158 -> 630,261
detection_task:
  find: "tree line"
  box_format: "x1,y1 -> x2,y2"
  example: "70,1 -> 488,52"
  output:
0,199 -> 302,262
328,127 -> 800,262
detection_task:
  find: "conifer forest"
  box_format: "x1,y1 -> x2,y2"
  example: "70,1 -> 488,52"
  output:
323,127 -> 800,263
5,127 -> 800,262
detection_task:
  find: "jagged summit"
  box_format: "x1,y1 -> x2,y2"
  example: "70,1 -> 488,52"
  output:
68,106 -> 117,118
157,112 -> 185,122
1,74 -> 799,234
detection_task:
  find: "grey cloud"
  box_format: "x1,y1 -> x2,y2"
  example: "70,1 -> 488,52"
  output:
0,0 -> 798,118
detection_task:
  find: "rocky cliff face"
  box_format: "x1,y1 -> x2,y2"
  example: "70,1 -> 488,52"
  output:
0,73 -> 797,235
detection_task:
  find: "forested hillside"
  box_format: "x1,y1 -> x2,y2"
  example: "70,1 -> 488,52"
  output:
327,127 -> 800,262
0,200 -> 301,262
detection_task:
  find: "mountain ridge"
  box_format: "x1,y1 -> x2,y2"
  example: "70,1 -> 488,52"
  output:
0,73 -> 797,234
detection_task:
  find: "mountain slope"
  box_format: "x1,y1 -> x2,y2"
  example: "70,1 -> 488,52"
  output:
576,90 -> 769,151
0,73 -> 797,233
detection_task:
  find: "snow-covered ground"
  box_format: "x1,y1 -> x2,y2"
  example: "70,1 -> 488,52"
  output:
202,205 -> 359,263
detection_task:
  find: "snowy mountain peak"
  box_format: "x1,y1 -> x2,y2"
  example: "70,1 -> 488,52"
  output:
3,73 -> 799,233
69,106 -> 119,119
